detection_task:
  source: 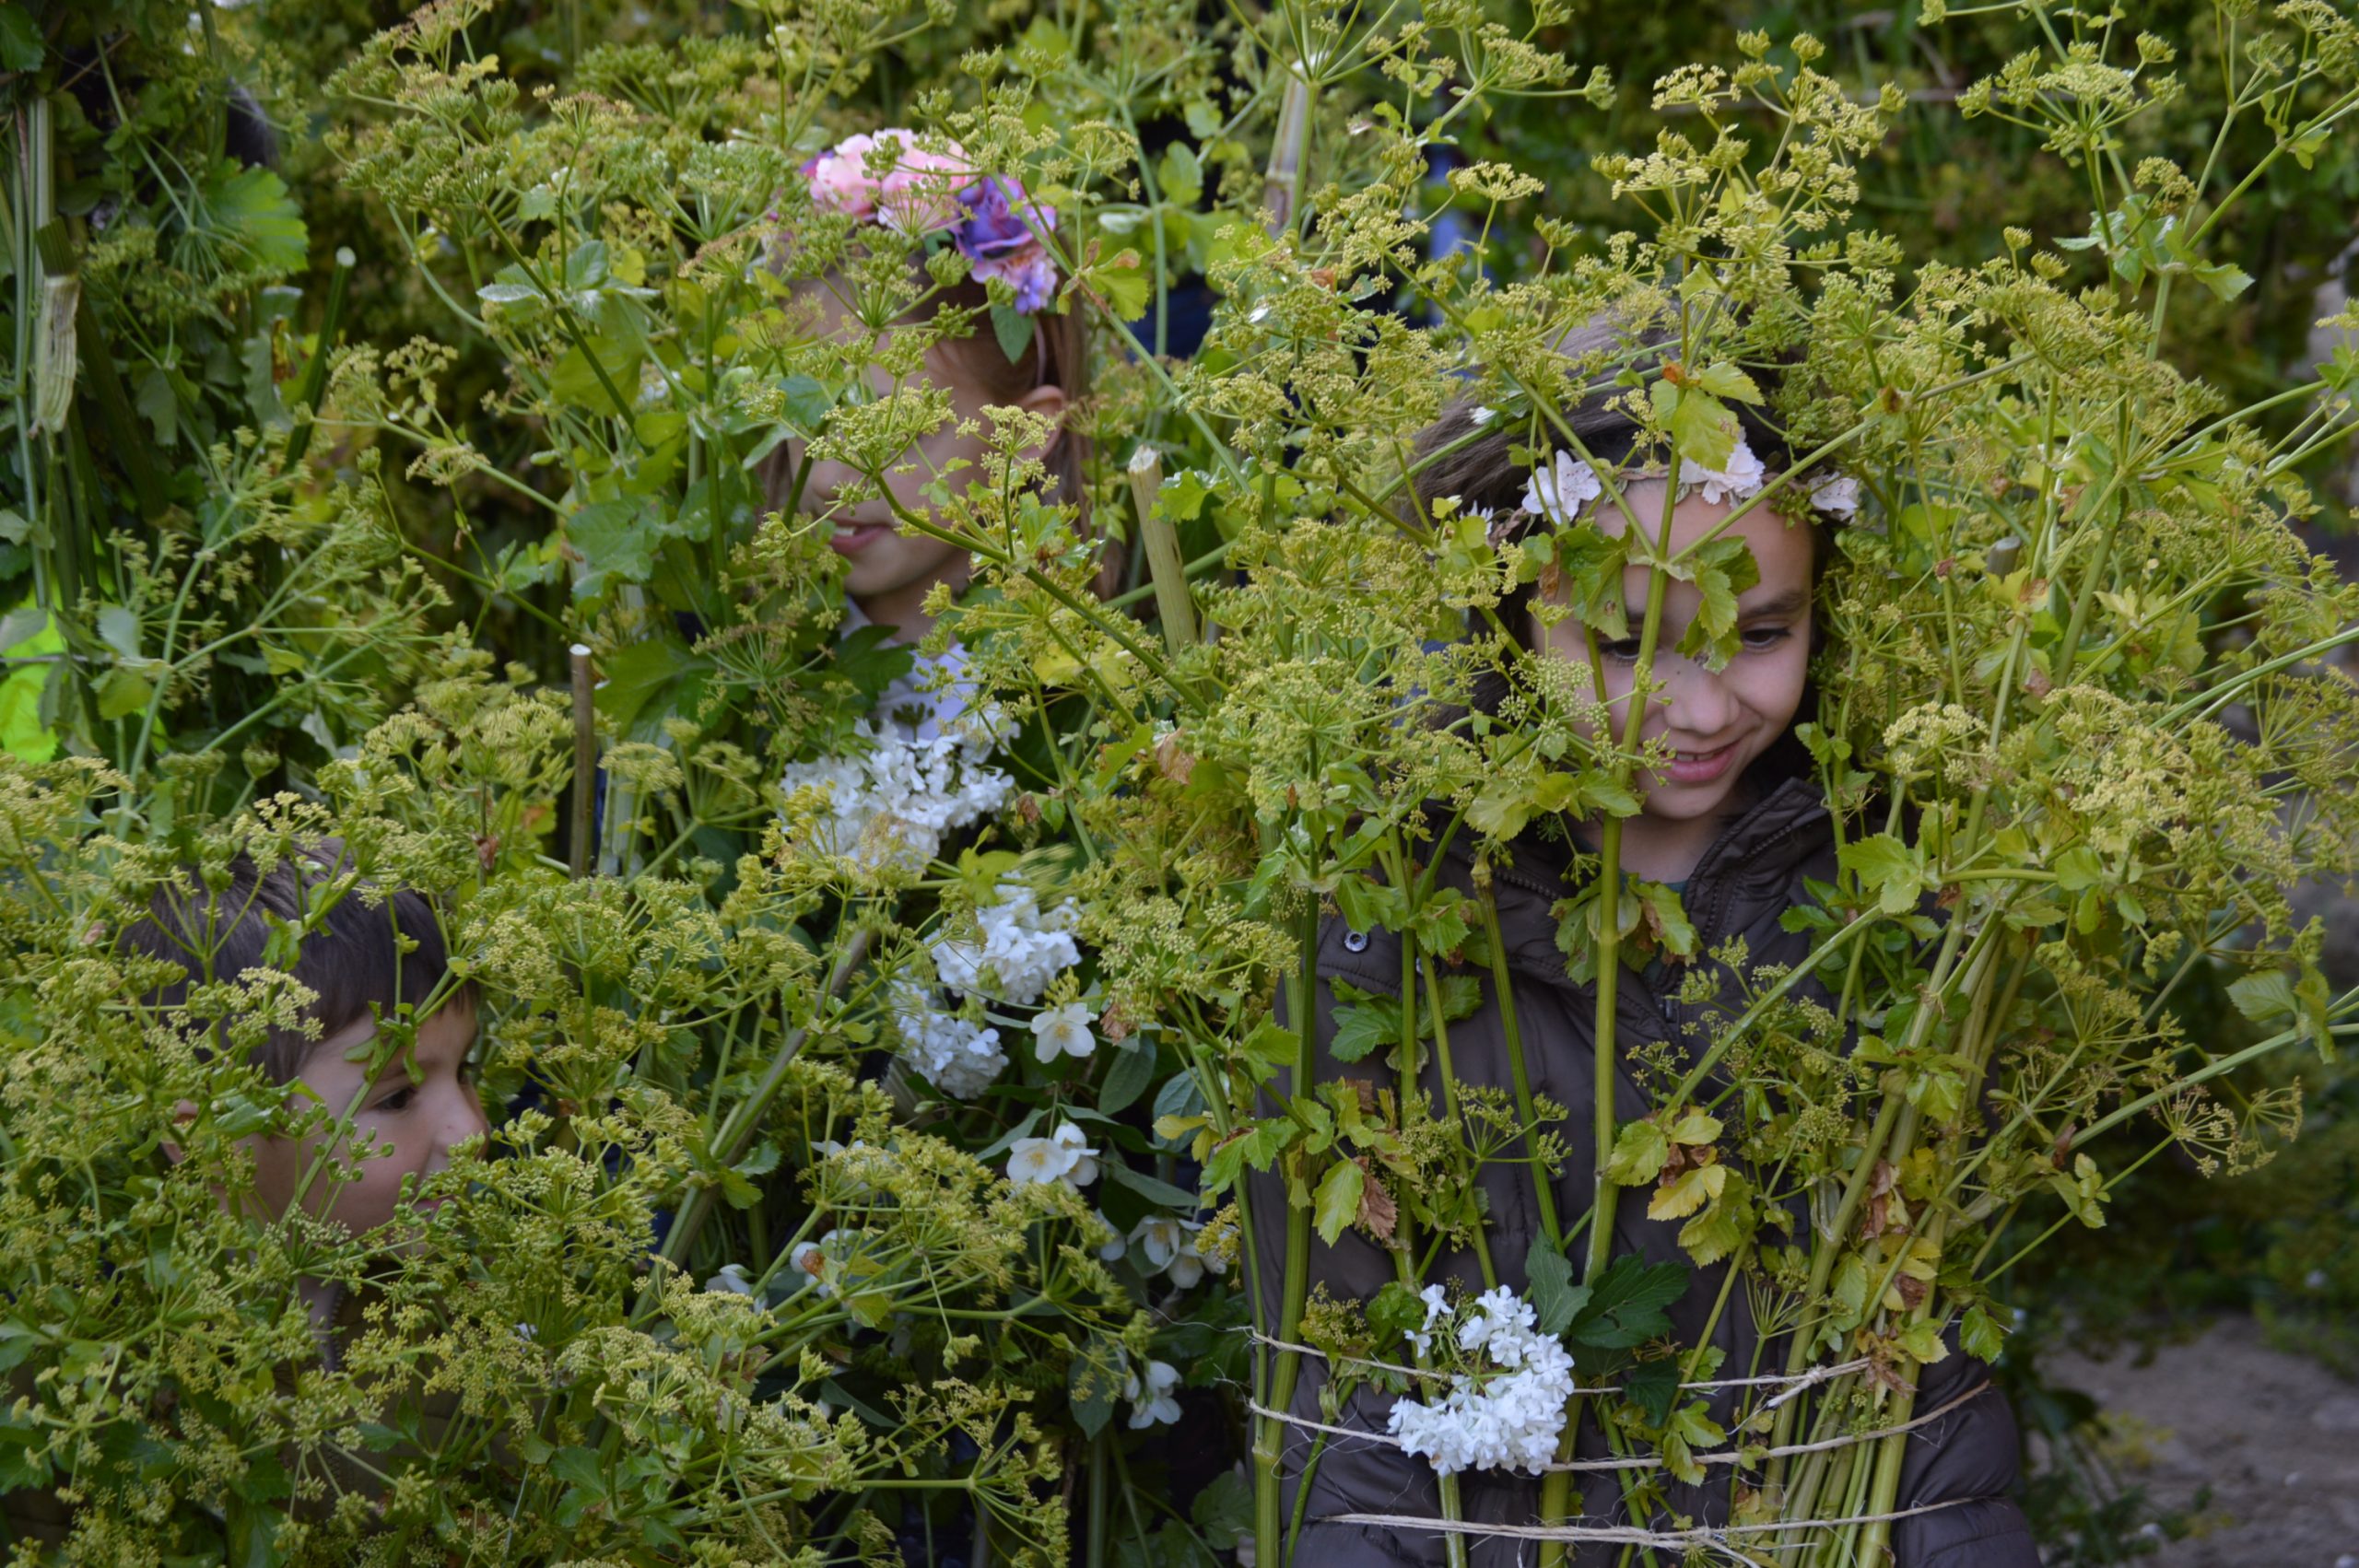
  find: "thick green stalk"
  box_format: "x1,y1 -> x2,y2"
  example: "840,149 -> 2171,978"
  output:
1253,903 -> 1323,1568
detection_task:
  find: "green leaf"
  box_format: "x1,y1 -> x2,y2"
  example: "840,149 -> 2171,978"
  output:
1604,1119 -> 1670,1186
1097,1038 -> 1157,1116
1156,142 -> 1204,207
1312,1159 -> 1365,1246
1656,380 -> 1738,471
0,6 -> 43,72
1070,1334 -> 1123,1438
1677,1168 -> 1755,1267
569,498 -> 662,598
1154,468 -> 1212,523
1566,1254 -> 1687,1349
1105,1158 -> 1200,1212
196,163 -> 309,279
1327,981 -> 1401,1064
1190,1469 -> 1252,1550
1960,1304 -> 2005,1364
1838,832 -> 1930,916
1525,1235 -> 1585,1335
1687,362 -> 1762,404
989,302 -> 1033,364
96,667 -> 153,721
1622,1358 -> 1680,1426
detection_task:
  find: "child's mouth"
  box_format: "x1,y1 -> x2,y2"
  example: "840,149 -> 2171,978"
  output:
1661,741 -> 1739,786
828,521 -> 891,556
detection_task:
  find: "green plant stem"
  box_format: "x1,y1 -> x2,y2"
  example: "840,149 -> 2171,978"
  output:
1254,901 -> 1323,1568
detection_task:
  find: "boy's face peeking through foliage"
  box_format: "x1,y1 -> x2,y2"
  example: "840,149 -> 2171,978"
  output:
244,998 -> 487,1236
1538,482 -> 1815,882
779,280 -> 1068,642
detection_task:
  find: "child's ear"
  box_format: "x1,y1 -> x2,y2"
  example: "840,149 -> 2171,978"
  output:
162,1098 -> 198,1165
1017,381 -> 1068,461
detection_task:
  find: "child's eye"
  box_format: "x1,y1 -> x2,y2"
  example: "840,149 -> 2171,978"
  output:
1740,626 -> 1793,651
1597,638 -> 1645,663
371,1085 -> 416,1115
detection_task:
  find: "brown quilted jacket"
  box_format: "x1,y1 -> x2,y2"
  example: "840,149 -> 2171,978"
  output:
1248,761 -> 2039,1566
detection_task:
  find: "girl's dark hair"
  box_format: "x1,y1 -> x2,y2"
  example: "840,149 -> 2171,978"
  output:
118,844 -> 470,1085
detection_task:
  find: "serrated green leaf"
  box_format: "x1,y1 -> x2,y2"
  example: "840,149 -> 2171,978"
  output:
1525,1235 -> 1584,1335
1312,1159 -> 1365,1246
1605,1120 -> 1670,1186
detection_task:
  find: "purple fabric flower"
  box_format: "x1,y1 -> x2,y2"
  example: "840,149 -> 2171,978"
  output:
954,177 -> 1059,313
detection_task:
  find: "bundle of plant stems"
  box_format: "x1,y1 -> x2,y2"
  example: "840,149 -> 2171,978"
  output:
3,0 -> 2357,1563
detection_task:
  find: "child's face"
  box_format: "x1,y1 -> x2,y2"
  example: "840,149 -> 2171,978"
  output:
782,283 -> 1064,636
1539,481 -> 1814,856
247,999 -> 487,1236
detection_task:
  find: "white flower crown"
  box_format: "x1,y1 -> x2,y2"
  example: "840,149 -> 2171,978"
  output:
1509,433 -> 1859,538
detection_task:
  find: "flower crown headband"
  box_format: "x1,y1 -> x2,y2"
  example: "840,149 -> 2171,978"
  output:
798,130 -> 1061,317
1496,424 -> 1860,543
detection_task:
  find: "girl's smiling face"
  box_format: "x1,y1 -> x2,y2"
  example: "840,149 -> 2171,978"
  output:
247,1000 -> 488,1236
780,282 -> 1066,642
1537,480 -> 1815,882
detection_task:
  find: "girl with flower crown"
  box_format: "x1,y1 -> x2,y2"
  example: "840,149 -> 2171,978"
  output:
1250,324 -> 2039,1567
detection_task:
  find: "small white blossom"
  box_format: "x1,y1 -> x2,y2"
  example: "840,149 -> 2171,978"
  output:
778,719 -> 1013,872
1007,1121 -> 1098,1189
1808,472 -> 1860,517
1387,1285 -> 1576,1477
888,981 -> 1008,1099
933,882 -> 1081,1005
705,1263 -> 757,1296
1521,450 -> 1603,524
1469,405 -> 1499,426
1684,433 -> 1767,506
1095,1211 -> 1129,1262
1124,1359 -> 1183,1428
1405,1283 -> 1450,1355
1030,1000 -> 1097,1064
1129,1214 -> 1207,1287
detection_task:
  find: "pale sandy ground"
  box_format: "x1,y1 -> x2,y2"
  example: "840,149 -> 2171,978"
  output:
2045,1316 -> 2359,1567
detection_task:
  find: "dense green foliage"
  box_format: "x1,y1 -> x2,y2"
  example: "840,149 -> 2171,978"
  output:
3,0 -> 2357,1564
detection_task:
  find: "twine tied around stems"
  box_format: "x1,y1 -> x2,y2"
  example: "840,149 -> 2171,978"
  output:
1317,1494 -> 1982,1567
1246,1378 -> 1994,1473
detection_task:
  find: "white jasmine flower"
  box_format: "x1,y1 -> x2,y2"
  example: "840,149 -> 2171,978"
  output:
1809,472 -> 1860,517
786,1241 -> 836,1297
1684,433 -> 1767,506
887,981 -> 1008,1099
1030,1000 -> 1097,1064
1124,1359 -> 1183,1428
1520,450 -> 1602,524
1128,1214 -> 1207,1287
1095,1211 -> 1129,1262
1007,1121 -> 1097,1189
1387,1285 -> 1576,1477
705,1263 -> 757,1296
1052,1121 -> 1099,1187
933,882 -> 1081,1005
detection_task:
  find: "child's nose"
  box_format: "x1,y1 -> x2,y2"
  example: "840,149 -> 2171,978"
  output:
1660,656 -> 1741,736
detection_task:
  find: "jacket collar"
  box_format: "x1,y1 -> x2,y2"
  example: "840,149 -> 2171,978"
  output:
1468,769 -> 1833,982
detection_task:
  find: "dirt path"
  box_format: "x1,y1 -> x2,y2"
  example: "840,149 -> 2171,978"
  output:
2047,1316 -> 2359,1566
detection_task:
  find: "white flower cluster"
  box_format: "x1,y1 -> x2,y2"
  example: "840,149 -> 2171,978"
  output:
778,716 -> 1013,872
933,882 -> 1080,1004
886,980 -> 1008,1099
1123,1214 -> 1207,1287
1387,1285 -> 1577,1478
